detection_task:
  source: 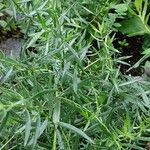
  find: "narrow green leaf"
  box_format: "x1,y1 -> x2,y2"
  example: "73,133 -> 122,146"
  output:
62,61 -> 71,79
28,0 -> 48,17
0,3 -> 4,10
128,54 -> 150,70
33,115 -> 41,147
39,119 -> 48,136
57,129 -> 65,150
122,143 -> 145,150
24,110 -> 31,146
142,48 -> 150,55
0,67 -> 13,84
0,50 -> 4,59
139,86 -> 150,106
37,12 -> 47,29
145,13 -> 150,24
80,45 -> 91,60
137,136 -> 150,141
119,79 -> 140,87
135,0 -> 143,13
73,68 -> 78,94
81,6 -> 94,14
10,0 -> 17,20
0,111 -> 8,133
29,89 -> 56,100
0,103 -> 4,111
53,98 -> 60,124
59,122 -> 95,144
44,34 -> 50,55
142,0 -> 148,21
27,30 -> 45,48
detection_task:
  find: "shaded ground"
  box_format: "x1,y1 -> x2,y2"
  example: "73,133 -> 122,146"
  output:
113,32 -> 144,76
0,27 -> 24,58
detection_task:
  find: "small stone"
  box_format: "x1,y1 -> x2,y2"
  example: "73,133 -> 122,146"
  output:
0,38 -> 24,58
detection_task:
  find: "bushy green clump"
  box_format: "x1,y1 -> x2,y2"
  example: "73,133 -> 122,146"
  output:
0,0 -> 150,150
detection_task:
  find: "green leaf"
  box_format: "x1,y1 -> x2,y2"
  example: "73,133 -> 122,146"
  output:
145,13 -> 150,24
142,0 -> 148,20
0,110 -> 8,133
73,68 -> 78,94
0,12 -> 3,16
144,61 -> 150,78
122,143 -> 145,150
10,0 -> 17,20
122,112 -> 131,134
0,50 -> 4,59
139,86 -> 150,106
37,12 -> 47,29
33,115 -> 41,147
142,48 -> 150,55
0,103 -> 4,111
39,119 -> 48,136
0,3 -> 4,10
0,67 -> 13,84
27,30 -> 45,48
57,129 -> 64,150
137,136 -> 150,141
118,16 -> 150,36
59,122 -> 95,144
28,0 -> 48,17
135,0 -> 143,13
53,98 -> 60,124
24,110 -> 31,146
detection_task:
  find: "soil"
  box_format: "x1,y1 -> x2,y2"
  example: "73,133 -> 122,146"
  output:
147,142 -> 150,150
113,32 -> 144,76
0,27 -> 24,40
0,27 -> 38,57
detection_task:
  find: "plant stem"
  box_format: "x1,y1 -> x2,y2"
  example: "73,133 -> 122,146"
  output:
52,126 -> 57,150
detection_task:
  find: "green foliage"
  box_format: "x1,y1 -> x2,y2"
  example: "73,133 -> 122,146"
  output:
0,0 -> 150,150
0,1 -> 17,31
119,0 -> 150,36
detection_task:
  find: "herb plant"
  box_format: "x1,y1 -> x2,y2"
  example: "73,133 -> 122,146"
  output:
0,0 -> 150,150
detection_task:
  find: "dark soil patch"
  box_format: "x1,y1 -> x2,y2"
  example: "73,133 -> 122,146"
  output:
113,32 -> 144,76
0,27 -> 24,41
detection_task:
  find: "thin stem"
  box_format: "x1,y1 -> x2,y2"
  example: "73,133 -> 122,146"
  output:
52,126 -> 57,150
